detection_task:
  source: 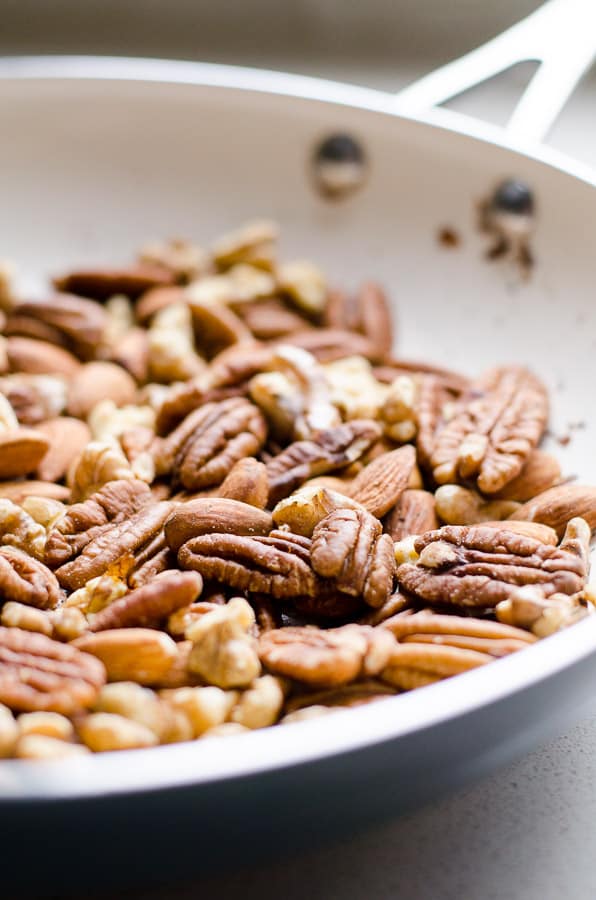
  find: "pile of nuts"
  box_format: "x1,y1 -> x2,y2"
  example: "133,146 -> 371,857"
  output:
0,220 -> 594,760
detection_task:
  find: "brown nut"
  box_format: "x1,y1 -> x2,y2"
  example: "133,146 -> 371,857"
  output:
509,484 -> 596,538
217,457 -> 269,509
6,336 -> 81,378
35,417 -> 92,483
89,570 -> 203,631
165,498 -> 273,553
0,428 -> 49,479
73,628 -> 178,685
53,264 -> 175,301
67,361 -> 137,419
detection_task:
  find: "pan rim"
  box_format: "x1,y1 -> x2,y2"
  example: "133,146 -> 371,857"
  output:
0,53 -> 594,801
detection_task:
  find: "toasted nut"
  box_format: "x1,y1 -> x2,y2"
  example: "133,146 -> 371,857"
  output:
212,219 -> 278,270
186,597 -> 261,689
67,440 -> 138,503
509,484 -> 596,538
350,446 -> 416,518
50,607 -> 89,641
435,484 -> 521,526
381,643 -> 491,685
272,485 -> 362,537
89,571 -> 203,631
201,722 -> 250,739
15,734 -> 90,759
67,362 -> 137,419
1,601 -> 53,636
73,629 -> 178,686
35,417 -> 92,483
0,428 -> 49,479
384,489 -> 438,541
324,356 -> 389,421
165,498 -> 273,553
88,399 -> 155,443
230,675 -> 285,729
217,457 -> 269,509
0,703 -> 19,757
94,682 -> 169,739
6,336 -> 81,378
18,711 -> 75,741
479,520 -> 558,545
164,686 -> 237,737
278,260 -> 327,315
496,584 -> 588,637
493,449 -> 562,502
0,497 -> 48,559
381,374 -> 419,442
0,480 -> 70,503
78,713 -> 159,751
65,575 -> 128,614
148,302 -> 205,383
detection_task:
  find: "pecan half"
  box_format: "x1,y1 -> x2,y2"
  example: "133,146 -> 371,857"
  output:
0,627 -> 105,713
384,489 -> 438,541
258,624 -> 395,687
397,524 -> 587,608
0,547 -> 62,610
382,610 -> 536,656
324,282 -> 393,359
53,264 -> 175,301
430,366 -> 548,494
55,501 -> 173,591
178,529 -> 320,599
265,419 -> 381,505
311,508 -> 396,608
90,571 -> 203,631
154,397 -> 267,491
45,479 -> 153,569
381,642 -> 491,688
165,498 -> 273,553
284,680 -> 397,712
349,445 -> 416,518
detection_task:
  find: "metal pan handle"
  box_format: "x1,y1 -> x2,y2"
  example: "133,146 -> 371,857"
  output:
395,0 -> 596,144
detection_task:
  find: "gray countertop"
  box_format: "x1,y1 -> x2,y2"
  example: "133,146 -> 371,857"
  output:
5,6 -> 596,897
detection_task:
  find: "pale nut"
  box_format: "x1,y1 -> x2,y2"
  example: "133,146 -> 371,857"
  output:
88,399 -> 155,443
15,734 -> 90,759
324,356 -> 389,421
35,417 -> 92,483
67,361 -> 137,419
0,428 -> 49,479
277,260 -> 327,315
50,607 -> 89,641
94,682 -> 169,740
163,686 -> 237,737
73,629 -> 178,686
435,484 -> 520,526
0,703 -> 19,757
186,597 -> 261,689
1,601 -> 52,636
381,374 -> 419,442
67,440 -> 138,503
201,722 -> 250,739
272,485 -> 363,537
18,711 -> 74,741
78,712 -> 159,751
230,675 -> 285,729
211,219 -> 278,270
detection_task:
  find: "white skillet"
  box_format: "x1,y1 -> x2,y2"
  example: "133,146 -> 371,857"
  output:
0,0 -> 595,889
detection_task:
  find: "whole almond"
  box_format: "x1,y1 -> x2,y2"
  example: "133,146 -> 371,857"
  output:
350,445 -> 416,518
384,489 -> 438,541
493,449 -> 561,502
0,428 -> 49,479
165,498 -> 273,553
35,417 -> 92,482
218,457 -> 269,509
509,484 -> 596,538
6,337 -> 81,378
0,480 -> 70,503
73,628 -> 178,685
481,520 -> 559,546
67,361 -> 137,418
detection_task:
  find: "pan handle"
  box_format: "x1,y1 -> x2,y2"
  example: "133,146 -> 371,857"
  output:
395,0 -> 596,144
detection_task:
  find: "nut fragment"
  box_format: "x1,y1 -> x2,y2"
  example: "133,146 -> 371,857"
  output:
272,485 -> 362,537
18,711 -> 75,741
78,712 -> 159,751
164,686 -> 237,737
230,675 -> 285,729
435,484 -> 520,526
186,597 -> 261,689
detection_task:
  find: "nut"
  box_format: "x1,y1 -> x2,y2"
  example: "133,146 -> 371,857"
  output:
53,263 -> 174,301
217,457 -> 269,509
324,355 -> 389,421
230,675 -> 285,729
78,712 -> 159,751
35,416 -> 92,483
211,219 -> 278,270
18,711 -> 75,741
186,597 -> 261,689
15,734 -> 90,759
0,427 -> 50,478
94,682 -> 170,739
67,441 -> 139,503
165,498 -> 273,553
277,260 -> 327,316
0,546 -> 62,610
67,361 -> 137,419
509,484 -> 596,538
434,484 -> 521,525
89,570 -> 203,631
148,302 -> 205,383
349,445 -> 416,518
163,686 -> 237,737
0,703 -> 19,757
73,628 -> 178,686
272,485 -> 362,537
5,336 -> 81,378
383,489 -> 438,541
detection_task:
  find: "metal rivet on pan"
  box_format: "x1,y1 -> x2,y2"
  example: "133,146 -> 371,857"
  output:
479,178 -> 536,274
311,133 -> 367,200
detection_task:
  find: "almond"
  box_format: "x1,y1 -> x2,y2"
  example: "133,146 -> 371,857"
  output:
35,417 -> 92,482
384,489 -> 438,541
493,449 -> 561,502
0,480 -> 70,503
217,457 -> 269,509
67,361 -> 137,418
0,429 -> 49,479
73,628 -> 178,685
509,484 -> 596,538
6,337 -> 81,378
481,520 -> 559,546
349,445 -> 416,518
164,498 -> 273,553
